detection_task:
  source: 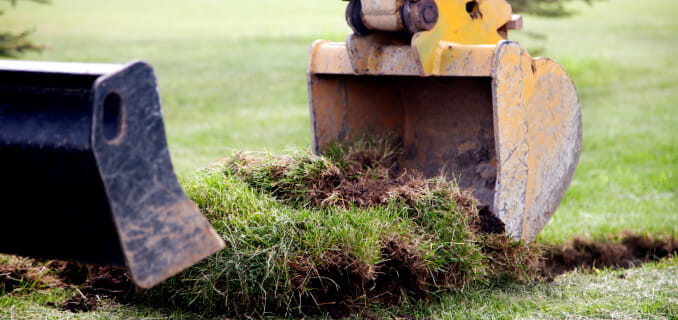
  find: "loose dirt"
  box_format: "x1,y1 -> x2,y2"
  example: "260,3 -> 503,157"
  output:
60,264 -> 133,312
1,235 -> 675,316
542,233 -> 678,279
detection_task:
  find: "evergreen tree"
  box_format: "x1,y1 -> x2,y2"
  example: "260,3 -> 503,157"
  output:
0,0 -> 49,57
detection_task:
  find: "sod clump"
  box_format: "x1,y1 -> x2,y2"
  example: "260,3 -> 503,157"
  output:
135,139 -> 543,318
0,255 -> 62,295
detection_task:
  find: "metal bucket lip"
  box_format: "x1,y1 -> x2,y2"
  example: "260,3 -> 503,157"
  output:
308,40 -> 583,242
0,59 -> 225,289
0,59 -> 124,76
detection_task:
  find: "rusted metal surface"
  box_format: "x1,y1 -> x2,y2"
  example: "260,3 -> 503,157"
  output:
506,14 -> 523,30
309,75 -> 497,206
0,60 -> 224,288
522,57 -> 582,240
491,42 -> 531,239
402,0 -> 439,34
347,0 -> 438,35
309,0 -> 582,241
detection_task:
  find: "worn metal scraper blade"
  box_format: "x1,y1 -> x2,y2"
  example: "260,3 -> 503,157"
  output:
0,60 -> 225,288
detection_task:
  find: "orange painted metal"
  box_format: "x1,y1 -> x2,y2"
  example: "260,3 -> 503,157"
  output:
309,0 -> 582,241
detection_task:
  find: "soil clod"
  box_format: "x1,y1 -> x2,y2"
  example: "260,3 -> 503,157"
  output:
290,251 -> 372,318
369,237 -> 430,305
476,206 -> 505,234
51,263 -> 133,313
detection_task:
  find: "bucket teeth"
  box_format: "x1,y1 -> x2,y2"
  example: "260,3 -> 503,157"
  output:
0,60 -> 224,288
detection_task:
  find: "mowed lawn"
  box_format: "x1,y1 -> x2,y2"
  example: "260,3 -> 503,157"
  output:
1,0 -> 677,318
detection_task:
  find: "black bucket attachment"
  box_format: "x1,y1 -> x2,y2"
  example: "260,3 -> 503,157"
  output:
0,60 -> 224,288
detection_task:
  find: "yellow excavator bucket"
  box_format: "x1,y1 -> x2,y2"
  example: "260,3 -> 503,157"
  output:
308,0 -> 582,241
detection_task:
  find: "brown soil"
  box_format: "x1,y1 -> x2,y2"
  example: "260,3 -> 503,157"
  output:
289,237 -> 438,318
57,264 -> 134,312
475,206 -> 506,234
289,250 -> 373,319
290,236 -> 468,318
288,232 -> 677,318
369,237 -> 431,305
0,260 -> 136,313
0,265 -> 35,294
481,234 -> 544,282
233,145 -> 448,210
1,233 -> 676,318
542,233 -> 678,279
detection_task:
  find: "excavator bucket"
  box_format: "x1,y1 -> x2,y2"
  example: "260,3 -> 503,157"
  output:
0,60 -> 224,288
308,0 -> 582,241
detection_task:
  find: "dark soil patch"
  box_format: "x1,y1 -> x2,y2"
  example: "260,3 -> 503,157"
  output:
543,233 -> 678,278
476,206 -> 505,234
324,174 -> 431,208
290,250 -> 373,319
49,260 -> 89,285
48,262 -> 134,313
368,237 -> 431,305
0,265 -> 30,294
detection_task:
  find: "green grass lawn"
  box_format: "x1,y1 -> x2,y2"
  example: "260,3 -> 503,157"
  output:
1,0 -> 677,318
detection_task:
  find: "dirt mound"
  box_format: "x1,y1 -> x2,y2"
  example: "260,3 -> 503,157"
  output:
231,142 -> 459,211
543,233 -> 678,278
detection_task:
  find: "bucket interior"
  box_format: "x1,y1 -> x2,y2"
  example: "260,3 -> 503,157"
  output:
310,75 -> 497,206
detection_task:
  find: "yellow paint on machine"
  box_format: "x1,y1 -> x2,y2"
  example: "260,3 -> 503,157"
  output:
308,0 -> 582,241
